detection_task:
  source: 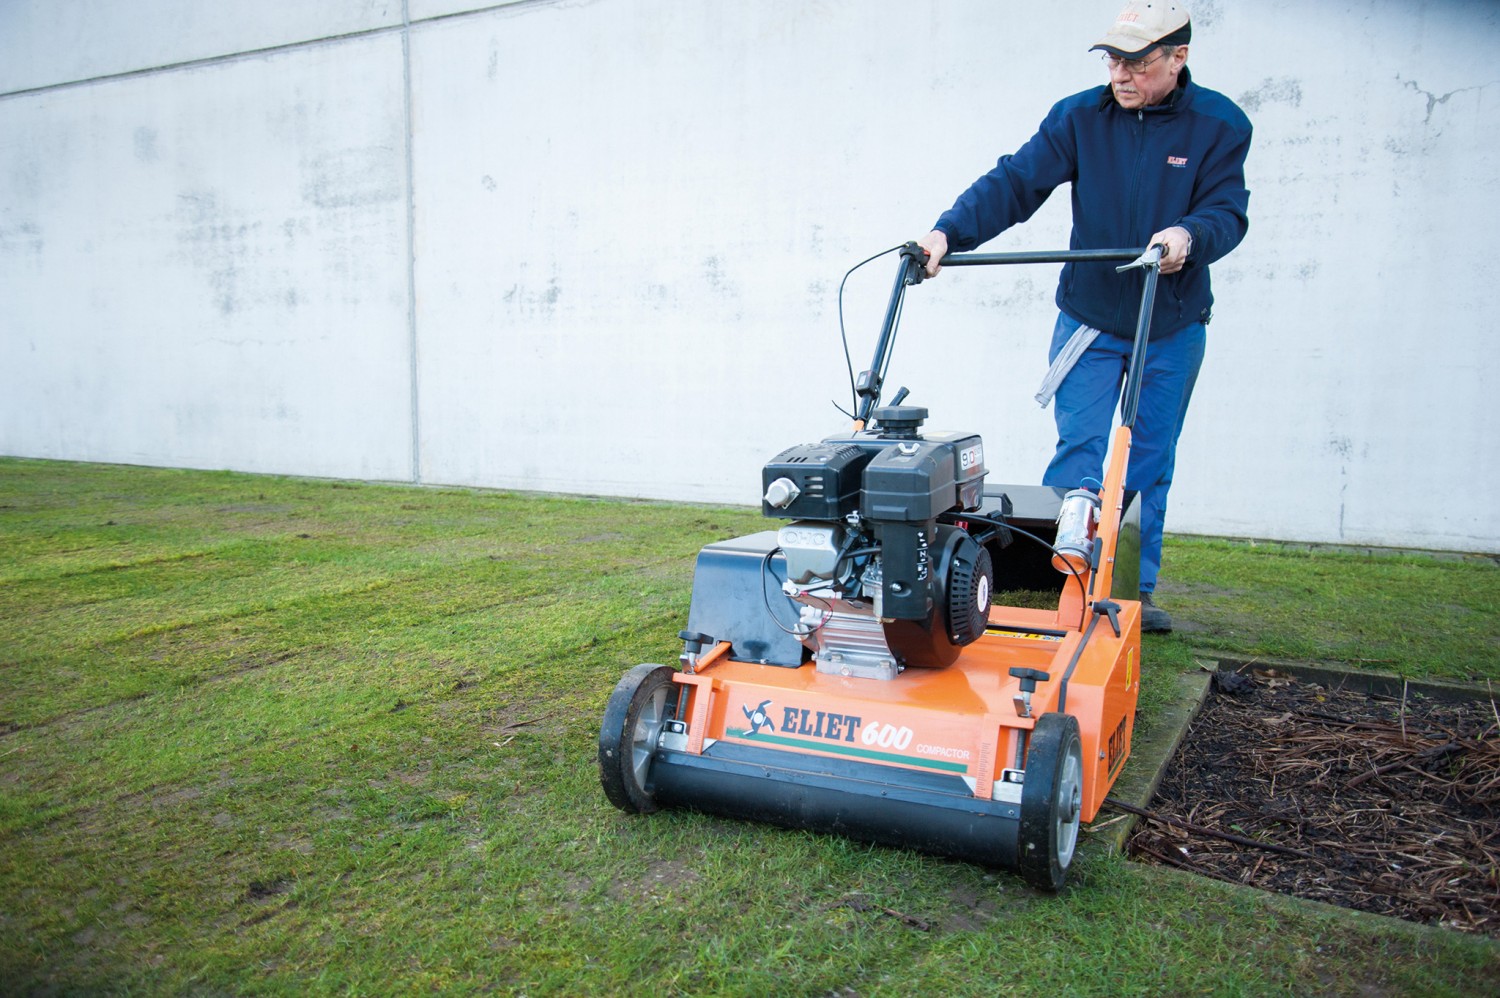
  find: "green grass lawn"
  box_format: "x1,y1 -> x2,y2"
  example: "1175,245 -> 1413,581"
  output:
1,457 -> 1496,995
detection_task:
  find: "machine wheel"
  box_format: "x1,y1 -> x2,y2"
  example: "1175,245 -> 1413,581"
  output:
598,664 -> 680,814
1018,712 -> 1084,891
945,543 -> 994,645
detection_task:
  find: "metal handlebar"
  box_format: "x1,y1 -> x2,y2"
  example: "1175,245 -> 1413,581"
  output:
942,248 -> 1145,267
1117,244 -> 1164,428
854,242 -> 1165,429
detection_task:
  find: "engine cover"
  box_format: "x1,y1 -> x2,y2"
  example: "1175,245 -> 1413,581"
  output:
862,434 -> 986,522
761,443 -> 871,520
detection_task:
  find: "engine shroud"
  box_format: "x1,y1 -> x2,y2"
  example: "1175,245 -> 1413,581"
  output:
762,425 -> 986,526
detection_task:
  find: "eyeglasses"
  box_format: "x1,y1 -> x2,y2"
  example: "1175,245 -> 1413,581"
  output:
1101,49 -> 1170,74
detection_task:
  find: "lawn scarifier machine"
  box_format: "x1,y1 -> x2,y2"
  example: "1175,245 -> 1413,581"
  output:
599,242 -> 1165,890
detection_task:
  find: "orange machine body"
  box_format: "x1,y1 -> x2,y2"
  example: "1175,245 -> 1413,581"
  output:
671,424 -> 1140,825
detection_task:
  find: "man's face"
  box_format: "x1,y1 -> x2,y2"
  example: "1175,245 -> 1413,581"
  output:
1106,44 -> 1189,110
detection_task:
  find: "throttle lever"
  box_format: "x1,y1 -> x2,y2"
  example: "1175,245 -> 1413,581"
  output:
899,240 -> 930,285
1115,243 -> 1165,273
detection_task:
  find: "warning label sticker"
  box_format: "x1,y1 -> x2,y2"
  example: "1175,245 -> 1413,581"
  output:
986,628 -> 1064,643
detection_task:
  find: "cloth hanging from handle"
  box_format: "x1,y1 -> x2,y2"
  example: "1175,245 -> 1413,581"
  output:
1034,323 -> 1102,408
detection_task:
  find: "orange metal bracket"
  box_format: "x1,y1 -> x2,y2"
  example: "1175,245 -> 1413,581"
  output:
672,673 -> 717,755
970,713 -> 1006,800
1090,424 -> 1133,605
686,640 -> 732,674
1057,575 -> 1088,633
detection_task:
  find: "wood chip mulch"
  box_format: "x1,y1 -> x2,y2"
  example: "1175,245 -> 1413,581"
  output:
1123,669 -> 1500,936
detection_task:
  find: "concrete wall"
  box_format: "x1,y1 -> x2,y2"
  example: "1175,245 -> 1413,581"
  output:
2,0 -> 1497,552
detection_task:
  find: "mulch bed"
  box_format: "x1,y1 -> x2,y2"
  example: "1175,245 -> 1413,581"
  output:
1123,668 -> 1500,936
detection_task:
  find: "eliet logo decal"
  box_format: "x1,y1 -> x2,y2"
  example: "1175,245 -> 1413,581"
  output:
742,699 -> 776,735
729,697 -> 969,773
1167,155 -> 1189,168
779,706 -> 862,743
1106,714 -> 1129,778
735,698 -> 863,744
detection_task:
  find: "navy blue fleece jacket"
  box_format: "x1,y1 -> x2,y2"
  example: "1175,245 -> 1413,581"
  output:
933,67 -> 1251,339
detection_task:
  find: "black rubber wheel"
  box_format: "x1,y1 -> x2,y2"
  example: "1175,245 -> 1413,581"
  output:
1017,712 -> 1084,891
945,541 -> 993,645
598,664 -> 679,814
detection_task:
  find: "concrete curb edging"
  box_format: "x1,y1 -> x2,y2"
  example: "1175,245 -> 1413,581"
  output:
1210,652 -> 1500,704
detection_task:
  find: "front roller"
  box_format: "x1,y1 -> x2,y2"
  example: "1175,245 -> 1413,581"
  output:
597,664 -> 679,814
598,668 -> 1088,892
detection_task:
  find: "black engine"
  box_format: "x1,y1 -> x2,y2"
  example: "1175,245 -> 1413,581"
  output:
759,405 -> 994,678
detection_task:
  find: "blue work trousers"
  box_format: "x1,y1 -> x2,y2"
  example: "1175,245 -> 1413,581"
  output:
1041,312 -> 1206,594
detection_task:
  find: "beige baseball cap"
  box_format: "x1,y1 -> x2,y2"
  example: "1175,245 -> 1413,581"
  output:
1091,1 -> 1192,59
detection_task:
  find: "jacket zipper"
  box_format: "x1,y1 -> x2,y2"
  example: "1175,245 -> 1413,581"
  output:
1118,109 -> 1149,333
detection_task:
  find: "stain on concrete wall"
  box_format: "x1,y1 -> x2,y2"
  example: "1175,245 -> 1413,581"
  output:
0,33 -> 414,480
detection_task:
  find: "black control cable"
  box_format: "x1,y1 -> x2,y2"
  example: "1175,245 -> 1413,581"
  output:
835,244 -> 906,419
759,548 -> 831,637
940,511 -> 1091,630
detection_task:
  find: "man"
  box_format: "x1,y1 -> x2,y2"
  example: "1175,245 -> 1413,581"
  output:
917,0 -> 1251,632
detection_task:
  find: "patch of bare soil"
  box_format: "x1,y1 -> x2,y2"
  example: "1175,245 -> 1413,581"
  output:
1126,669 -> 1500,936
